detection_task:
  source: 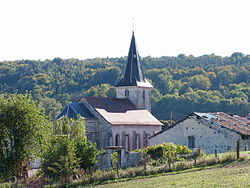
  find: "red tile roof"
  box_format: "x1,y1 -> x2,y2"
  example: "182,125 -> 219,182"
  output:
211,112 -> 250,136
83,96 -> 162,126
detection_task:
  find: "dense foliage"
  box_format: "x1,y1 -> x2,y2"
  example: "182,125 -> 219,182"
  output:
0,53 -> 250,121
139,143 -> 191,167
42,136 -> 80,183
42,117 -> 99,183
0,94 -> 51,180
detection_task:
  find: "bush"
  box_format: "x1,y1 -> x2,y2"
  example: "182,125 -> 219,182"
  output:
142,143 -> 192,167
174,161 -> 193,171
41,135 -> 99,183
41,136 -> 79,183
220,152 -> 237,163
74,138 -> 99,173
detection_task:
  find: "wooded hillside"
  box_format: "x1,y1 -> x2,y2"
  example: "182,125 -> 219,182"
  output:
1,52 -> 249,121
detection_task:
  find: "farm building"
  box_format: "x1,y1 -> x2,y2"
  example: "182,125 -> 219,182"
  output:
149,112 -> 250,154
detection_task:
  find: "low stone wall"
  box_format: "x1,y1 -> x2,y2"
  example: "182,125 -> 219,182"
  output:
120,149 -> 142,168
96,149 -> 142,170
96,150 -> 112,170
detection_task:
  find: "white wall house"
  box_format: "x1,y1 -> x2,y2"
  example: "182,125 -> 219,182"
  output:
149,112 -> 250,154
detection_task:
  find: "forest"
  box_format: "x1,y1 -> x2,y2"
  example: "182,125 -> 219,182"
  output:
0,52 -> 250,121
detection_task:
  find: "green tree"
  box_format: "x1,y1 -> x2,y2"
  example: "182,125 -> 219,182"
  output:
84,84 -> 116,98
42,136 -> 79,183
74,138 -> 99,173
42,117 -> 99,181
0,94 -> 51,180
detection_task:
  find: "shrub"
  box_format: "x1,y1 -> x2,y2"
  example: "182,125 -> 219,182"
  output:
220,152 -> 237,163
41,136 -> 79,183
174,161 -> 193,171
74,138 -> 99,173
204,157 -> 220,166
142,143 -> 192,167
41,135 -> 99,183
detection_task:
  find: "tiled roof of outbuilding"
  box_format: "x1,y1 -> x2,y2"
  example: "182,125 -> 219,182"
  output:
211,112 -> 250,136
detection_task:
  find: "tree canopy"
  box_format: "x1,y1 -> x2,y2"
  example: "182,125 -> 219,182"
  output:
0,94 -> 51,180
0,54 -> 250,121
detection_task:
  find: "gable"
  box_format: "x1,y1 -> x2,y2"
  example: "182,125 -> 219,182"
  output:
56,102 -> 95,120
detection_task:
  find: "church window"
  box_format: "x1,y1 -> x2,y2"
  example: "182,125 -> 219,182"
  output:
143,90 -> 145,99
125,89 -> 129,97
126,134 -> 130,151
143,132 -> 149,148
133,132 -> 141,150
115,134 -> 120,146
137,134 -> 141,149
108,133 -> 113,146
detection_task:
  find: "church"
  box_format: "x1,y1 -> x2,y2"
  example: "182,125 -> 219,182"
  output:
56,32 -> 162,151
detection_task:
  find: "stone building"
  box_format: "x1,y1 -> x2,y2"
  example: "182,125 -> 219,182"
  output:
149,112 -> 250,154
56,32 -> 162,151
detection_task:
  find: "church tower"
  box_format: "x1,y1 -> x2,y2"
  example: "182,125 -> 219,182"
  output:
115,32 -> 153,112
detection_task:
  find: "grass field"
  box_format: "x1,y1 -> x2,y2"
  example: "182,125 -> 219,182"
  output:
92,160 -> 250,188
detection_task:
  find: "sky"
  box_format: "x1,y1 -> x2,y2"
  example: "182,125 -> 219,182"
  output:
0,0 -> 250,61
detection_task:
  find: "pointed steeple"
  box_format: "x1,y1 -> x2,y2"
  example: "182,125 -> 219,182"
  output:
116,32 -> 152,88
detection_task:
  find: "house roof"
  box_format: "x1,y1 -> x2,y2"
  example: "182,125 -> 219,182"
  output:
211,112 -> 250,136
83,96 -> 162,126
56,102 -> 95,120
150,112 -> 250,138
115,32 -> 153,88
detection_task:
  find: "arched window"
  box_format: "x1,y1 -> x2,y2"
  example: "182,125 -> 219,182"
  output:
143,131 -> 149,148
125,89 -> 129,97
126,134 -> 130,151
133,132 -> 141,150
108,133 -> 113,146
115,134 -> 120,146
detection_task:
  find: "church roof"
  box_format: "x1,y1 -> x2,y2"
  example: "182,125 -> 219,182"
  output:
115,32 -> 153,88
56,102 -> 95,120
83,96 -> 162,126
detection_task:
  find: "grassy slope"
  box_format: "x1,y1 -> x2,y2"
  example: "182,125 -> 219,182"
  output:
93,160 -> 250,188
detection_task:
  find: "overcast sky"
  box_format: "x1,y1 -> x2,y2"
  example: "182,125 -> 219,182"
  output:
0,0 -> 249,61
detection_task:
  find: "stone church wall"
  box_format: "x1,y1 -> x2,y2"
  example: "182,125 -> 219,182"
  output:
79,99 -> 113,150
149,115 -> 250,154
112,125 -> 161,151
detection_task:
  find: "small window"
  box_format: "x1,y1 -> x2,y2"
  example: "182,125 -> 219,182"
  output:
125,89 -> 129,97
188,136 -> 195,149
143,90 -> 145,99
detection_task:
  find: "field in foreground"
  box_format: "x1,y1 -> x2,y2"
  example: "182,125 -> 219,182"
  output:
92,160 -> 250,188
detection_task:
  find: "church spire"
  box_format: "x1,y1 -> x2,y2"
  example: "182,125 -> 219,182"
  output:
116,32 -> 152,88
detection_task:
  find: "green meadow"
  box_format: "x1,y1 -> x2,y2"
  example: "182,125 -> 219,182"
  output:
93,160 -> 250,188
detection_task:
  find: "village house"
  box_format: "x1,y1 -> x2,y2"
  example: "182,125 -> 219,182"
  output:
149,112 -> 250,154
56,32 -> 162,151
